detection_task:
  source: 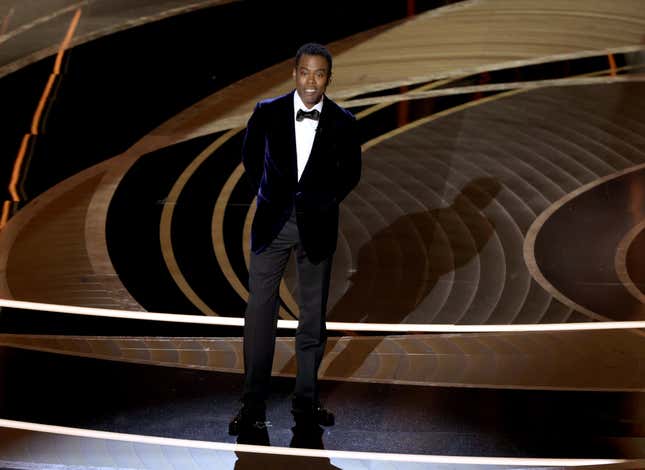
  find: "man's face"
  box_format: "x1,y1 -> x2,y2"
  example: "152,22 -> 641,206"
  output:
293,54 -> 331,109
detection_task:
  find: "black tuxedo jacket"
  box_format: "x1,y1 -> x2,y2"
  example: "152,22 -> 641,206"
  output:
242,90 -> 361,263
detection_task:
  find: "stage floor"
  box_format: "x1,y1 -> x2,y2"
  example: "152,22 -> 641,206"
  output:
1,0 -> 645,468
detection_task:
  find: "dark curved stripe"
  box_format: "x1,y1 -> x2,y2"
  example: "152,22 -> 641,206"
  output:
535,168 -> 645,321
106,134 -> 222,315
627,228 -> 645,298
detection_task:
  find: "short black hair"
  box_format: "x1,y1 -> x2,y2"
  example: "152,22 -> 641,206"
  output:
295,43 -> 332,73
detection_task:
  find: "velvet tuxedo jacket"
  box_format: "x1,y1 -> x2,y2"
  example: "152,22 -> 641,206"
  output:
242,90 -> 362,264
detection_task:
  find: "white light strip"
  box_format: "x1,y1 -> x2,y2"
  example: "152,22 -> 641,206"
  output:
0,419 -> 626,467
1,298 -> 644,333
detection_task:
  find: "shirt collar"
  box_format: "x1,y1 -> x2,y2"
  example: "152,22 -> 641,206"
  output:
293,90 -> 324,117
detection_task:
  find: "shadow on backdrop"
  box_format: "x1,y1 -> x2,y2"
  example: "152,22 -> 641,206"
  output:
324,176 -> 501,377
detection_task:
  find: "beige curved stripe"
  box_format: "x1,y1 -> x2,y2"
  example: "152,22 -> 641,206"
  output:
344,73 -> 645,109
0,2 -> 89,46
615,219 -> 645,304
524,162 -> 645,322
353,77 -> 459,119
210,148 -> 247,305
5,328 -> 645,391
160,128 -> 243,316
4,175 -> 123,307
0,0 -> 240,79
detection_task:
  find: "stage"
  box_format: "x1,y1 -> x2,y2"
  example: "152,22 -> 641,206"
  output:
1,0 -> 645,468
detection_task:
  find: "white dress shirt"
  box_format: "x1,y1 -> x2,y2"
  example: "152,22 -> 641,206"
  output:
293,91 -> 323,181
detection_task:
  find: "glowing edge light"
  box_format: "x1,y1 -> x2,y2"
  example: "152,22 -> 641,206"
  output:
1,298 -> 644,333
0,418 -> 627,467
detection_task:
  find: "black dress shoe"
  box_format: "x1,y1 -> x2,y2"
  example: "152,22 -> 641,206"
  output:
290,423 -> 324,449
291,398 -> 335,427
237,424 -> 270,446
228,402 -> 267,436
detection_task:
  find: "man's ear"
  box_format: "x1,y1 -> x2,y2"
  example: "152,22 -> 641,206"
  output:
292,68 -> 296,79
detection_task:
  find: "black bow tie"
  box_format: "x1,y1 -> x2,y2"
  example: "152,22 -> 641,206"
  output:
296,108 -> 320,122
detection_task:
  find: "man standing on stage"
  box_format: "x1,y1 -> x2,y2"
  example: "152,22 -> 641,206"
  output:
229,42 -> 362,435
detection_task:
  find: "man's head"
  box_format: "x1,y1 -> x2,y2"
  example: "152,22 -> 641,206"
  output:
293,43 -> 332,109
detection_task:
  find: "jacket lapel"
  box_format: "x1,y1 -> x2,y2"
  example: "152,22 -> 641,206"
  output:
280,91 -> 298,183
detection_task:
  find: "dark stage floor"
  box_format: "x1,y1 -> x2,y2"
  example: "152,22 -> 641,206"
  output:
1,345 -> 644,459
1,1 -> 645,469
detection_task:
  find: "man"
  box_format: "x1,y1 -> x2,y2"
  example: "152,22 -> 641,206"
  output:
229,42 -> 361,435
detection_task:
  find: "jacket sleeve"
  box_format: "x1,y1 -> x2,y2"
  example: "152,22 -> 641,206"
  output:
335,115 -> 362,203
241,102 -> 265,194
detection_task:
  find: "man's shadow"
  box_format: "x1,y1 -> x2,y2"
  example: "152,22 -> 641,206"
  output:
322,176 -> 502,378
233,425 -> 341,469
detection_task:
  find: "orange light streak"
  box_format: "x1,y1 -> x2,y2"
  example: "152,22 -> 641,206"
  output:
9,134 -> 31,202
30,74 -> 57,135
608,53 -> 617,77
407,0 -> 415,17
0,201 -> 10,228
0,7 -> 14,35
1,9 -> 81,231
54,10 -> 81,74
